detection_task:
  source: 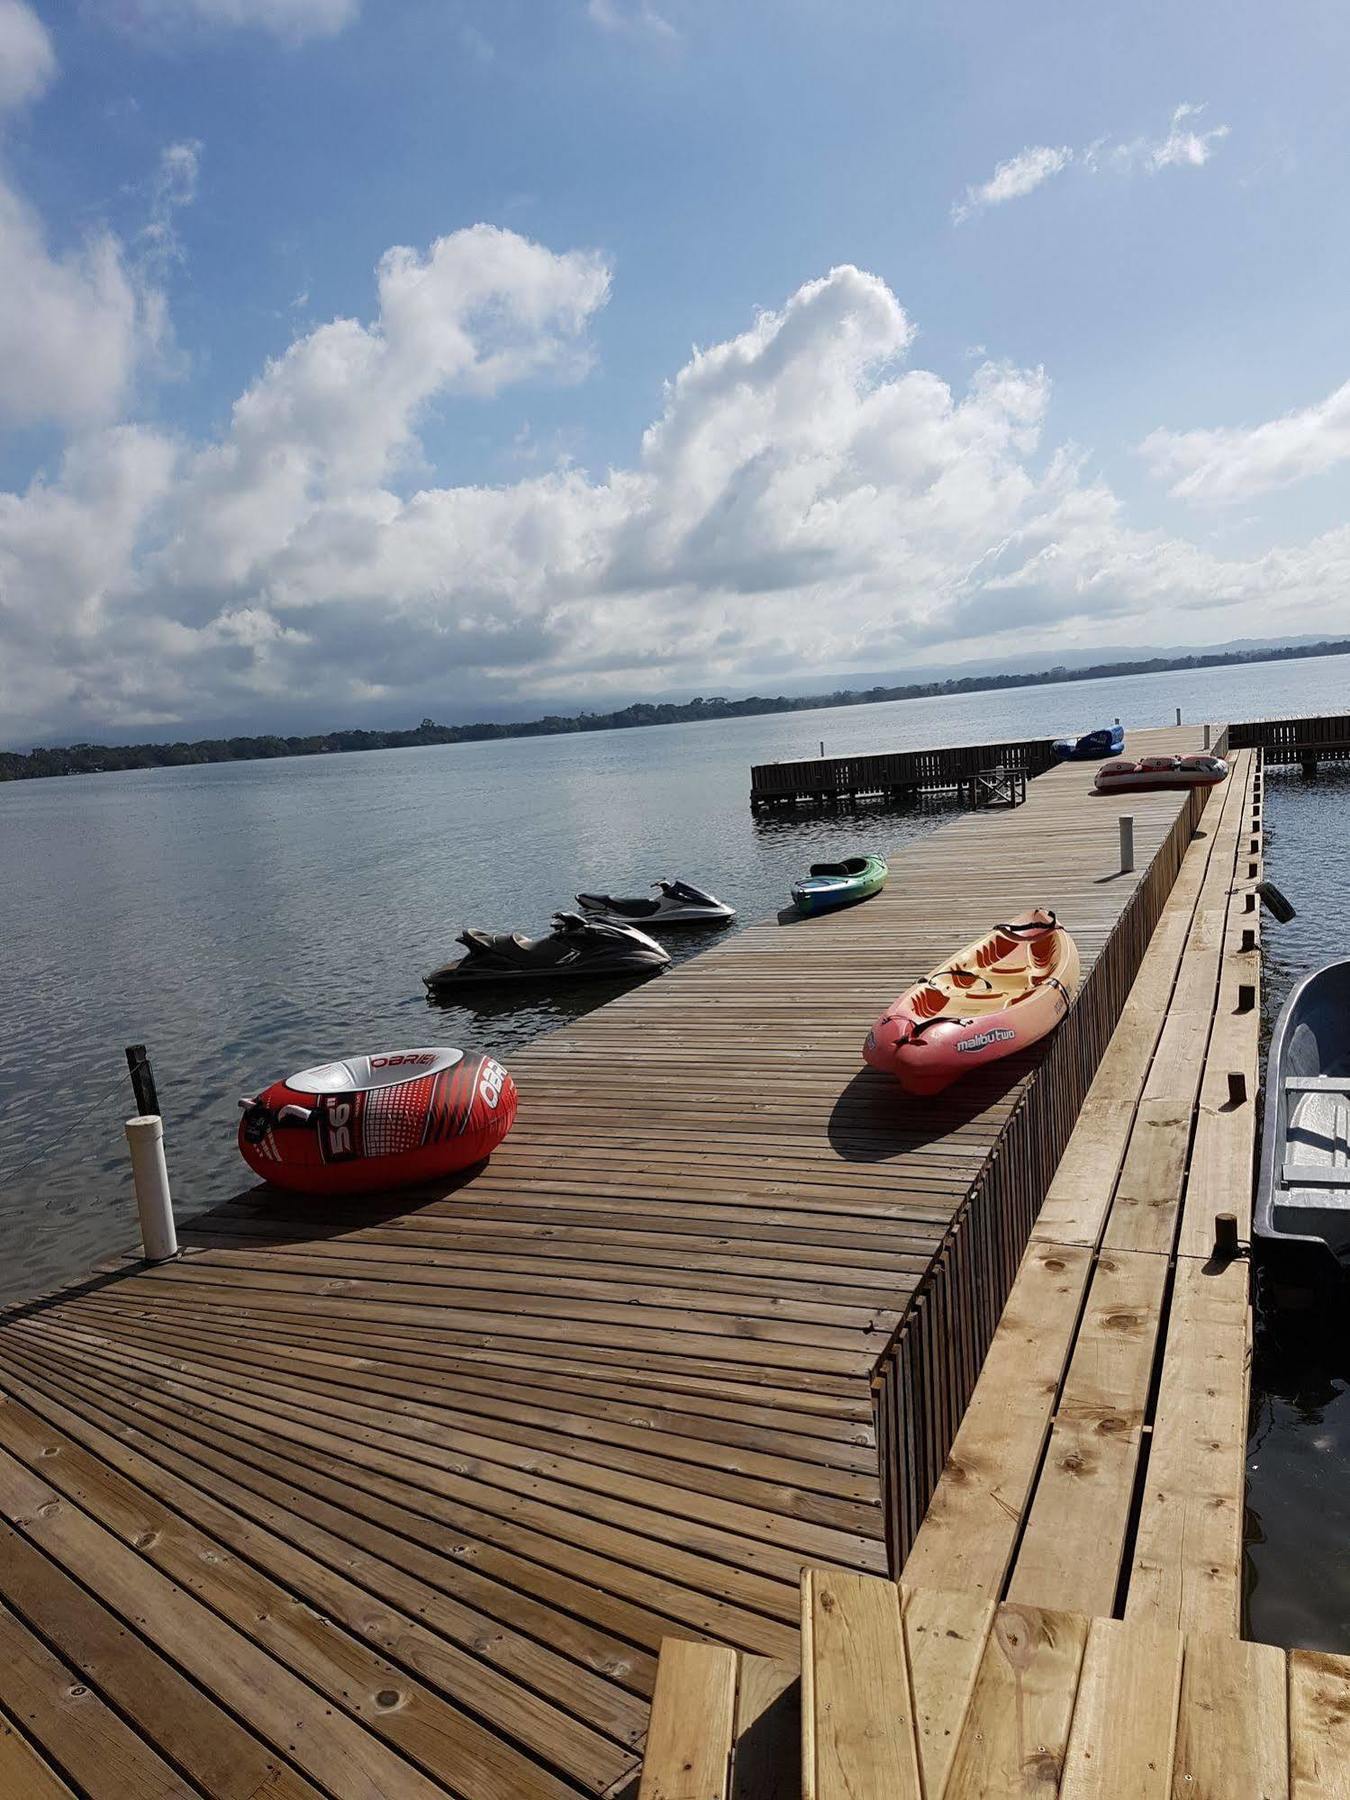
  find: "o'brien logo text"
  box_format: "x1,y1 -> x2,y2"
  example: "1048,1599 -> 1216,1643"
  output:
956,1027 -> 1016,1054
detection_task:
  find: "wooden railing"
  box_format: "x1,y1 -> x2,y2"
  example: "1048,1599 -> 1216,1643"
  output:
1229,711 -> 1350,761
750,737 -> 1059,807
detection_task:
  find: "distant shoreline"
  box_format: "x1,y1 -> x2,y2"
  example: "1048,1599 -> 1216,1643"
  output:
5,637 -> 1348,782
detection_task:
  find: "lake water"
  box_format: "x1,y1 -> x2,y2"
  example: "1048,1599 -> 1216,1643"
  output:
3,652 -> 1349,1645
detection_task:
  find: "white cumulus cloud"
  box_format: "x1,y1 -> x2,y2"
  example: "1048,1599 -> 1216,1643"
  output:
0,0 -> 54,111
1141,378 -> 1350,503
952,145 -> 1073,224
2,234 -> 1348,745
0,177 -> 159,427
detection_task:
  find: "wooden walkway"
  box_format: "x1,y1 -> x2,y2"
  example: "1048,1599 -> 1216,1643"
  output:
903,744 -> 1262,1628
637,745 -> 1350,1796
0,728 -> 1218,1798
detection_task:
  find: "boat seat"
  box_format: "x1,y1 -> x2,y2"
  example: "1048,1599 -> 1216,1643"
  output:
1281,1162 -> 1350,1188
1285,1076 -> 1350,1092
578,892 -> 658,918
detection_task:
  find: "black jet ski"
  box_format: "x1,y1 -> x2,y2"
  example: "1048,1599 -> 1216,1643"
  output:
424,911 -> 670,992
576,878 -> 736,927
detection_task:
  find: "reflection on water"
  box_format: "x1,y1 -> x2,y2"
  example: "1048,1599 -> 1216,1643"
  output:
1246,762 -> 1350,1653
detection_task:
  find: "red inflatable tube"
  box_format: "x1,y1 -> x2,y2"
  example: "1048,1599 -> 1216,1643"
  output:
238,1047 -> 517,1195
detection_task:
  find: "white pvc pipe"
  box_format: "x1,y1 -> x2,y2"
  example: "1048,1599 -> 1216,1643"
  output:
124,1114 -> 178,1262
1119,814 -> 1135,874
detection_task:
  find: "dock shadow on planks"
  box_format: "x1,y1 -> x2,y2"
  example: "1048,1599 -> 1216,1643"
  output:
826,1061 -> 1028,1162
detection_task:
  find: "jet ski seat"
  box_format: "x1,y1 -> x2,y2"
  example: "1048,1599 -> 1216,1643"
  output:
576,892 -> 661,919
456,913 -> 595,969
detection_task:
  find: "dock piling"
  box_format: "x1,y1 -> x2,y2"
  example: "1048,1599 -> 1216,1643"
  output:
124,1043 -> 160,1117
124,1114 -> 179,1263
1118,814 -> 1135,874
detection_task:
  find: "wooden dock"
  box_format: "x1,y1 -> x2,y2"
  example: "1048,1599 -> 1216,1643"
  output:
0,724 -> 1303,1799
749,735 -> 1058,810
636,743 -> 1350,1796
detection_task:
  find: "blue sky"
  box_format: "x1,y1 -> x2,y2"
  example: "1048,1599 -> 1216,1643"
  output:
2,0 -> 1348,741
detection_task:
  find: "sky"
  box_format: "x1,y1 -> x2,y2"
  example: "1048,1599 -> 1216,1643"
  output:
1,0 -> 1348,744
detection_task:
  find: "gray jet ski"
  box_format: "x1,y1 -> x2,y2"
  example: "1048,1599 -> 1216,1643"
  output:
425,911 -> 670,992
576,878 -> 736,927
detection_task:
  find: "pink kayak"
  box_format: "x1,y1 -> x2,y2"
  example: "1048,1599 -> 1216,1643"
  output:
863,908 -> 1080,1096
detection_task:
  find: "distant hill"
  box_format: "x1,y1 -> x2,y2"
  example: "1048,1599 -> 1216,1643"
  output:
5,635 -> 1349,782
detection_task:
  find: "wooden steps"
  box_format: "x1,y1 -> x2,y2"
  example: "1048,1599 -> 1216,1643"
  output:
642,1573 -> 1350,1798
635,1641 -> 799,1800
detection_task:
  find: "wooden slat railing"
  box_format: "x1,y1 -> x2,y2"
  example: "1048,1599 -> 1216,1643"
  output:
1229,712 -> 1350,761
749,737 -> 1058,806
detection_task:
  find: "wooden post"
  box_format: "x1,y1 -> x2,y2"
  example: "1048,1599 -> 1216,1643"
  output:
1227,1071 -> 1248,1105
1203,723 -> 1211,749
1119,815 -> 1135,874
1175,707 -> 1182,726
124,1044 -> 160,1117
1237,986 -> 1255,1015
1213,1213 -> 1240,1260
1241,927 -> 1256,952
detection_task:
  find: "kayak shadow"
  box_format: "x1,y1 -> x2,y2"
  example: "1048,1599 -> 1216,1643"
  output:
827,1060 -> 1031,1162
775,895 -> 885,927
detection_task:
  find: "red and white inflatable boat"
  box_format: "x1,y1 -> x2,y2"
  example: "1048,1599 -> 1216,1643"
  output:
238,1047 -> 516,1195
1094,754 -> 1228,795
863,909 -> 1080,1097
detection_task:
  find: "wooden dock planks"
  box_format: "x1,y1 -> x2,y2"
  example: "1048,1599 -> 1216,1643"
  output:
904,750 -> 1263,1634
637,1574 -> 1349,1798
0,728 -> 1218,1797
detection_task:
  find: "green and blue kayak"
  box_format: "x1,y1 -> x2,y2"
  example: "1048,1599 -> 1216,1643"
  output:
791,853 -> 888,916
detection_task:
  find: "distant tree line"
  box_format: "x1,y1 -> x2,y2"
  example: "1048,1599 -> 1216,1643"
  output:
4,637 -> 1348,782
